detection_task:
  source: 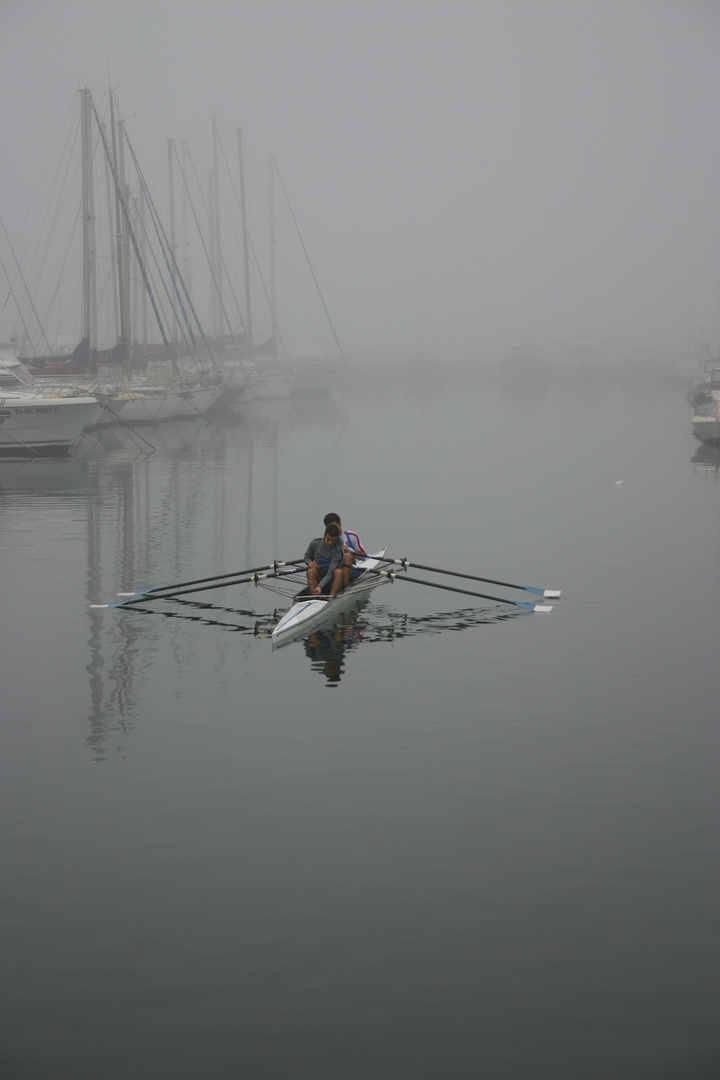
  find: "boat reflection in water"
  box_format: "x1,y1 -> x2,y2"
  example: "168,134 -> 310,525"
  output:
302,599 -> 370,685
691,441 -> 720,480
100,589 -> 527,691
304,626 -> 358,685
298,597 -> 526,686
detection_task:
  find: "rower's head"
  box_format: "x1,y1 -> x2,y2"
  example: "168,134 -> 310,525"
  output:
324,512 -> 341,531
323,522 -> 340,547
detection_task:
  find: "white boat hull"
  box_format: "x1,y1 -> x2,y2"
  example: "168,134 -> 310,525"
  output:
272,550 -> 389,647
116,390 -> 182,423
692,413 -> 720,448
0,393 -> 100,457
95,385 -> 213,424
172,386 -> 223,417
692,390 -> 720,448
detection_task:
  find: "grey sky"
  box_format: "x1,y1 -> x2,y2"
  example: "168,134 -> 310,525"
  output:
1,0 -> 719,359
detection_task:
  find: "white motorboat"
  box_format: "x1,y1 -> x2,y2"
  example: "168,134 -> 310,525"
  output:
0,354 -> 100,458
271,550 -> 391,647
687,354 -> 720,410
692,391 -> 720,448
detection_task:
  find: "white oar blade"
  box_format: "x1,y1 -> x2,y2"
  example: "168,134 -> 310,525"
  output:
543,590 -> 561,598
533,604 -> 553,613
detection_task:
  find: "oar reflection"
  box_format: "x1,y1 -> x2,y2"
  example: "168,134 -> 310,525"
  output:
116,593 -> 525,648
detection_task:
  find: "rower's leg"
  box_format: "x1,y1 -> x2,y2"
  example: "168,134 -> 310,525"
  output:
342,551 -> 355,587
329,568 -> 343,596
307,566 -> 321,594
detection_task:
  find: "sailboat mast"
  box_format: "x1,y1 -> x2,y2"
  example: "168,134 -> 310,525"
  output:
139,182 -> 147,356
269,153 -> 277,353
181,141 -> 191,302
89,92 -> 171,352
237,127 -> 253,346
102,136 -> 120,344
80,89 -> 94,360
117,118 -> 132,365
131,190 -> 141,357
108,91 -> 127,366
168,138 -> 177,342
211,116 -> 223,343
207,170 -> 217,336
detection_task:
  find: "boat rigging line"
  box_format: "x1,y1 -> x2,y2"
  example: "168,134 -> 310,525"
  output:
0,213 -> 53,354
273,159 -> 346,362
173,141 -> 248,367
88,91 -> 171,351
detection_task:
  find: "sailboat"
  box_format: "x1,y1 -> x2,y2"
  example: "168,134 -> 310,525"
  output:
5,89 -> 225,424
212,142 -> 343,403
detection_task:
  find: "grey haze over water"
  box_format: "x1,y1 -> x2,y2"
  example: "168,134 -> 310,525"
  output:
1,371 -> 718,1075
1,0 -> 720,360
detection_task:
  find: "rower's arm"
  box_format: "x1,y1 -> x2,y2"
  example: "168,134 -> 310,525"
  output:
303,540 -> 318,565
318,545 -> 343,589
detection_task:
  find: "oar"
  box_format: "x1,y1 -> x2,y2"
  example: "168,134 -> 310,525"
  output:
368,568 -> 553,612
369,556 -> 560,598
114,558 -> 306,600
90,566 -> 304,609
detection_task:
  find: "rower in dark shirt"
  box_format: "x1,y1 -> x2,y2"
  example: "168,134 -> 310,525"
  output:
304,523 -> 345,596
323,512 -> 364,587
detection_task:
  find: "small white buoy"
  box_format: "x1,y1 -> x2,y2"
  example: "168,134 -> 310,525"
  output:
615,480 -> 623,486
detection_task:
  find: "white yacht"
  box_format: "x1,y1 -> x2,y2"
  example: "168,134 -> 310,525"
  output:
0,353 -> 101,458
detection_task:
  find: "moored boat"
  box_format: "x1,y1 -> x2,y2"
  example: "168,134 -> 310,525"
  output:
691,391 -> 720,448
95,387 -> 183,423
0,394 -> 101,458
169,384 -> 224,418
687,353 -> 720,410
0,351 -> 101,457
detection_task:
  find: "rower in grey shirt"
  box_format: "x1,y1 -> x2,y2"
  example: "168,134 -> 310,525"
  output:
304,523 -> 345,595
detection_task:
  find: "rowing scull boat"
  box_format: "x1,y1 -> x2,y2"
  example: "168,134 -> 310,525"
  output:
271,549 -> 392,647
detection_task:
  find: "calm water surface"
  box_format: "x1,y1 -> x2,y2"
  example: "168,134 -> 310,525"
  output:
1,369 -> 718,1078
